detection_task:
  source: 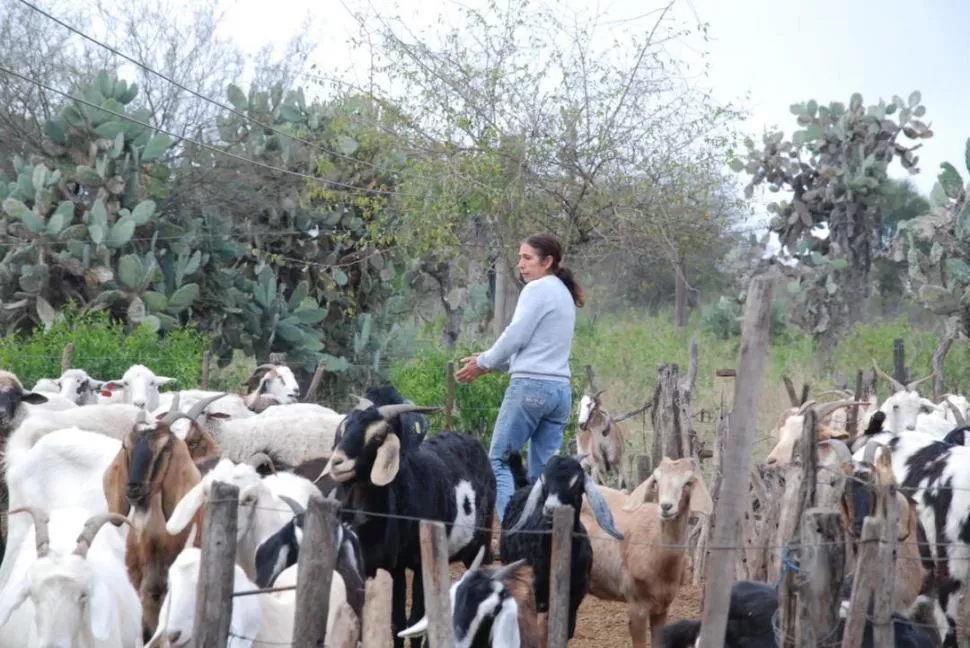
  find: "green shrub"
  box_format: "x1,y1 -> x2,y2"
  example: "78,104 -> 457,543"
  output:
0,303 -> 209,390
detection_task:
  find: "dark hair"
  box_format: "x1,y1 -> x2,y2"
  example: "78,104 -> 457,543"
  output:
524,233 -> 584,307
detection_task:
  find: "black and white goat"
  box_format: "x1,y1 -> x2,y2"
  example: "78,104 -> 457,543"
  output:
316,401 -> 496,648
252,495 -> 366,623
499,452 -> 624,641
398,545 -> 541,647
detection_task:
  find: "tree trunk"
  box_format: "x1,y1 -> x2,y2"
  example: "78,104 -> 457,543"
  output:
492,256 -> 519,337
674,256 -> 688,328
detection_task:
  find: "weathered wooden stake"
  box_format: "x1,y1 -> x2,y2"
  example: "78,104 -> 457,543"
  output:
893,338 -> 906,385
547,504 -> 574,648
795,508 -> 846,643
696,274 -> 774,648
292,492 -> 340,647
362,569 -> 394,648
329,602 -> 360,648
841,517 -> 885,648
445,361 -> 456,430
192,481 -> 239,648
419,520 -> 456,645
635,454 -> 651,485
200,350 -> 211,390
60,342 -> 74,373
303,360 -> 326,403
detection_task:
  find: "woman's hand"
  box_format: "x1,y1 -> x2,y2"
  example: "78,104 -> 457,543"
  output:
456,353 -> 487,384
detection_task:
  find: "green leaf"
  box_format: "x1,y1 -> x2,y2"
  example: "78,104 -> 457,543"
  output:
3,197 -> 29,220
106,217 -> 135,248
276,321 -> 305,343
287,280 -> 309,310
804,124 -> 824,141
127,295 -> 146,322
111,132 -> 125,158
88,223 -> 105,245
130,200 -> 156,226
787,281 -> 801,294
908,90 -> 922,107
292,307 -> 328,324
21,209 -> 44,234
227,84 -> 247,110
331,267 -> 348,286
320,353 -> 350,372
965,137 -> 970,176
336,135 -> 359,156
727,158 -> 744,173
182,249 -> 201,276
46,209 -> 68,236
279,105 -> 303,123
141,133 -> 171,162
75,166 -> 102,186
58,224 -> 87,241
142,291 -> 168,311
44,120 -> 67,145
32,164 -> 49,192
118,254 -> 144,290
94,121 -> 127,139
938,162 -> 964,199
166,283 -> 200,313
139,314 -> 161,334
830,258 -> 848,271
930,182 -> 948,207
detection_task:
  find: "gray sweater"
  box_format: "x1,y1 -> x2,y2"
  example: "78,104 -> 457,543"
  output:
476,274 -> 576,383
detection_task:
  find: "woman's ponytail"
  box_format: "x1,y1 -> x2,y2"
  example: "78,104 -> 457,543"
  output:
555,266 -> 584,308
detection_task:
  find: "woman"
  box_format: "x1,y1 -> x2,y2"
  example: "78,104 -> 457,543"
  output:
456,233 -> 584,521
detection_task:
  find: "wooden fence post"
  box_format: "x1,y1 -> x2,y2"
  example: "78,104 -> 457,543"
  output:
292,493 -> 340,647
362,569 -> 394,648
60,342 -> 74,373
696,274 -> 774,648
200,350 -> 211,390
192,481 -> 239,648
893,338 -> 906,385
635,454 -> 651,485
840,517 -> 885,648
445,361 -> 456,430
547,505 -> 574,648
795,508 -> 846,643
303,360 -> 327,403
419,520 -> 456,645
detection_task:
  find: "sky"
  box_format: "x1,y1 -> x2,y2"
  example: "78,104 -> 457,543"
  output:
60,0 -> 970,247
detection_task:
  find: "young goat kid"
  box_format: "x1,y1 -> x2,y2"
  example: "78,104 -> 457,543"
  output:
317,401 -> 496,648
576,390 -> 630,491
501,453 -> 624,643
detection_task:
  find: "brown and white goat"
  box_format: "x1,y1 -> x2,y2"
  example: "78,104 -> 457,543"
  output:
578,456 -> 713,648
101,393 -> 223,641
763,398 -> 868,467
243,363 -> 300,412
576,390 -> 631,491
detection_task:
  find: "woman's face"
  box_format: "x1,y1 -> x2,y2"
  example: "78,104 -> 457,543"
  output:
517,243 -> 553,282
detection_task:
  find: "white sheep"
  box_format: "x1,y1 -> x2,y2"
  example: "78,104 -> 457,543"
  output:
154,389 -> 255,439
146,547 -> 347,647
28,378 -> 60,394
102,363 -> 174,411
53,368 -> 106,406
255,403 -> 340,418
6,403 -> 145,461
0,506 -> 141,648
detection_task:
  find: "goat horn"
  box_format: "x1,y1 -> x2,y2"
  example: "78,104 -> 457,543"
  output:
872,359 -> 905,393
490,558 -> 527,582
795,399 -> 818,416
350,395 -> 374,411
159,390 -> 182,425
246,452 -> 276,474
906,371 -> 935,392
946,399 -> 968,426
185,392 -> 229,421
813,399 -> 867,422
74,512 -> 132,558
253,363 -> 277,373
468,545 -> 486,572
278,494 -> 305,516
375,403 -> 441,420
9,507 -> 51,558
819,439 -> 853,466
863,439 -> 883,466
813,390 -> 855,401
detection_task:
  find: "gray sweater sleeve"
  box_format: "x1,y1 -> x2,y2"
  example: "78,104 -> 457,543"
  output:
477,282 -> 547,373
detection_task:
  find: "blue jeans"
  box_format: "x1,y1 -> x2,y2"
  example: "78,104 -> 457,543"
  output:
489,377 -> 572,521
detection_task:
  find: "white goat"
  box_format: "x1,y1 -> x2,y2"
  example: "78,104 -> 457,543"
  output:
243,363 -> 301,410
872,362 -> 937,433
146,547 -> 347,648
53,369 -> 106,405
0,507 -> 141,648
102,364 -> 174,411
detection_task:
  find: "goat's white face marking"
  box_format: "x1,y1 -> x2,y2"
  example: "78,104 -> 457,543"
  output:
261,366 -> 300,403
577,394 -> 595,427
448,480 -> 477,555
543,493 -> 562,514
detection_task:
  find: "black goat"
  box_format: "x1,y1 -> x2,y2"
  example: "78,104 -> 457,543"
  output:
252,495 -> 366,623
316,401 -> 496,648
499,453 -> 623,641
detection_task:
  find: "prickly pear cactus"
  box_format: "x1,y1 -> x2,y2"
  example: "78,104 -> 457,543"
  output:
895,137 -> 970,337
0,71 -> 199,334
728,91 -> 932,337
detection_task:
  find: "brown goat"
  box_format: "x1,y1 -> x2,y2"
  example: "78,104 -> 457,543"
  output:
579,456 -> 713,648
101,393 -> 222,641
763,398 -> 868,467
577,390 -> 631,491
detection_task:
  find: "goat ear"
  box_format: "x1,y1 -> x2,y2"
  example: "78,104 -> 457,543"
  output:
688,473 -> 714,516
102,448 -> 131,519
370,433 -> 401,486
622,475 -> 656,512
20,391 -> 48,405
166,480 -> 209,535
492,597 -> 522,647
153,376 -> 176,387
88,574 -> 118,640
103,380 -> 125,391
397,615 -> 429,639
583,476 -> 624,540
161,444 -> 202,520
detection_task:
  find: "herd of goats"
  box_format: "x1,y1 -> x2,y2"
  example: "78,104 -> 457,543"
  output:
0,358 -> 968,647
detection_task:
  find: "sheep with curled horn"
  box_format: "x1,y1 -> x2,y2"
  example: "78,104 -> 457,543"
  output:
0,506 -> 143,647
316,399 -> 496,648
500,452 -> 624,643
763,398 -> 871,467
101,391 -> 217,642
